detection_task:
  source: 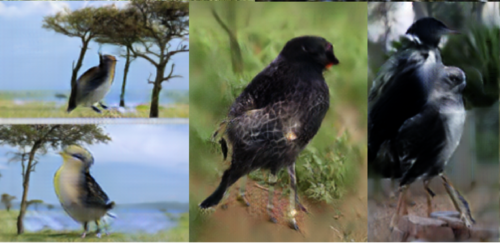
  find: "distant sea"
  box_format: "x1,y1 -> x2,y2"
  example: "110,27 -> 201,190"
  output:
3,202 -> 188,234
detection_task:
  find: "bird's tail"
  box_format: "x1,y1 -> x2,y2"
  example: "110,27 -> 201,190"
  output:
106,212 -> 117,219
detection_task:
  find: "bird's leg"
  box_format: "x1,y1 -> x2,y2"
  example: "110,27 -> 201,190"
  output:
390,185 -> 408,231
95,220 -> 102,238
423,179 -> 435,217
220,190 -> 231,210
288,163 -> 307,213
287,163 -> 302,231
81,222 -> 88,238
91,106 -> 102,113
236,175 -> 250,207
99,102 -> 108,110
267,172 -> 278,224
440,175 -> 475,227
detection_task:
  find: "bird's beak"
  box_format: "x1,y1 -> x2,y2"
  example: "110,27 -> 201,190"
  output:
446,28 -> 460,35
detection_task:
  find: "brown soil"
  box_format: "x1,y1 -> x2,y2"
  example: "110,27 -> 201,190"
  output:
368,186 -> 499,242
194,163 -> 367,242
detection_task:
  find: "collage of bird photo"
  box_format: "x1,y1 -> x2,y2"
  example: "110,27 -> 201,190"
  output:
0,1 -> 499,243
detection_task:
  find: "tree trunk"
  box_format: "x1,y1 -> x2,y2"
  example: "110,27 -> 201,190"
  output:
149,67 -> 164,118
120,48 -> 132,107
70,38 -> 91,87
16,143 -> 39,235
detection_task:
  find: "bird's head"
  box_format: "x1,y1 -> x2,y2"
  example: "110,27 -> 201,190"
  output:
442,66 -> 466,93
436,67 -> 466,93
406,17 -> 457,48
101,55 -> 116,63
59,145 -> 94,169
280,36 -> 339,70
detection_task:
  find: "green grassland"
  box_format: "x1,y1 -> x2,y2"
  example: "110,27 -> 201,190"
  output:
0,100 -> 188,118
189,2 -> 367,241
0,210 -> 188,242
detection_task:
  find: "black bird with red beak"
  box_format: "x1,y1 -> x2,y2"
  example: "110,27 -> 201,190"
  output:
200,36 -> 338,230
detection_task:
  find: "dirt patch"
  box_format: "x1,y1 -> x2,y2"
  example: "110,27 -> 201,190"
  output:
193,161 -> 367,242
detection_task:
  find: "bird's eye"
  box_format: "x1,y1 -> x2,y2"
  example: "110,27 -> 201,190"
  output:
72,154 -> 84,161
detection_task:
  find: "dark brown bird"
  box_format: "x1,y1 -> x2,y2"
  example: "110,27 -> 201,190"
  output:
200,36 -> 339,230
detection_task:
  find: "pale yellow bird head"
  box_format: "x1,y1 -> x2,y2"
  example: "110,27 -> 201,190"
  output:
59,145 -> 94,169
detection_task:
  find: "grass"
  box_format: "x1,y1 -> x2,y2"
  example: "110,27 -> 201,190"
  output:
0,210 -> 188,242
0,100 -> 189,118
189,2 -> 367,241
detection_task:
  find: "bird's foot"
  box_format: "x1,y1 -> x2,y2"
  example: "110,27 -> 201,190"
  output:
460,212 -> 474,228
92,106 -> 102,113
237,193 -> 250,207
287,209 -> 299,231
199,206 -> 216,216
267,205 -> 277,223
389,214 -> 399,232
297,203 -> 309,214
99,102 -> 108,110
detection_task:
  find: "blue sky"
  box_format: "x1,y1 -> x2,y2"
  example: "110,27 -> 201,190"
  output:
0,124 -> 189,204
0,1 -> 189,91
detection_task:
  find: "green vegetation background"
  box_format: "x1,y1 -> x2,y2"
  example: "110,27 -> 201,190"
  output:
0,210 -> 188,242
189,2 -> 367,240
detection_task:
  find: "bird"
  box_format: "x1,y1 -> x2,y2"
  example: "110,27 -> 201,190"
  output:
199,36 -> 339,230
368,17 -> 456,193
387,65 -> 473,229
368,17 -> 474,229
67,54 -> 117,113
54,145 -> 115,238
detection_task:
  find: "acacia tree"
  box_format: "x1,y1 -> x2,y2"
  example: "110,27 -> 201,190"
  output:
0,125 -> 111,234
42,6 -> 115,88
1,193 -> 16,211
94,8 -> 145,107
127,0 -> 189,118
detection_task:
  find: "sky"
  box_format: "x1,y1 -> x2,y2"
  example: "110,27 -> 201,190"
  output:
0,124 -> 189,205
0,1 -> 189,92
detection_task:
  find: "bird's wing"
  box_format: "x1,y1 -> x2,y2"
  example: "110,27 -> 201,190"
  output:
395,105 -> 446,184
369,48 -> 425,108
81,171 -> 111,209
76,67 -> 108,100
368,47 -> 437,163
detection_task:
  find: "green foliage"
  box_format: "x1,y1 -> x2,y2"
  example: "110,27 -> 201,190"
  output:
442,23 -> 500,108
190,1 -> 367,205
1,194 -> 16,211
0,125 -> 111,154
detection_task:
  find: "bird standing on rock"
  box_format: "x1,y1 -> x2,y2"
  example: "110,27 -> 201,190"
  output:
368,17 -> 474,230
67,54 -> 117,113
199,36 -> 339,231
54,145 -> 115,238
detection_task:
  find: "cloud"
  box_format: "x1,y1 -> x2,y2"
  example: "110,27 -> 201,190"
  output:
84,125 -> 189,169
0,1 -> 69,18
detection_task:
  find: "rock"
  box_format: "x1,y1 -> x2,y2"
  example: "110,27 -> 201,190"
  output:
390,212 -> 500,241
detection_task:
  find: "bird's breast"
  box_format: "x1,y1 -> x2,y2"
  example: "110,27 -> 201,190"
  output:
55,165 -> 83,207
439,104 -> 466,163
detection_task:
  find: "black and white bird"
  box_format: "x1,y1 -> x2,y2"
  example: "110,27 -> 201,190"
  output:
368,17 -> 474,229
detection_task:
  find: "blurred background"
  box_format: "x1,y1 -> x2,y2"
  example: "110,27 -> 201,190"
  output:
0,1 -> 188,118
0,124 -> 189,241
189,2 -> 367,241
367,2 -> 500,241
